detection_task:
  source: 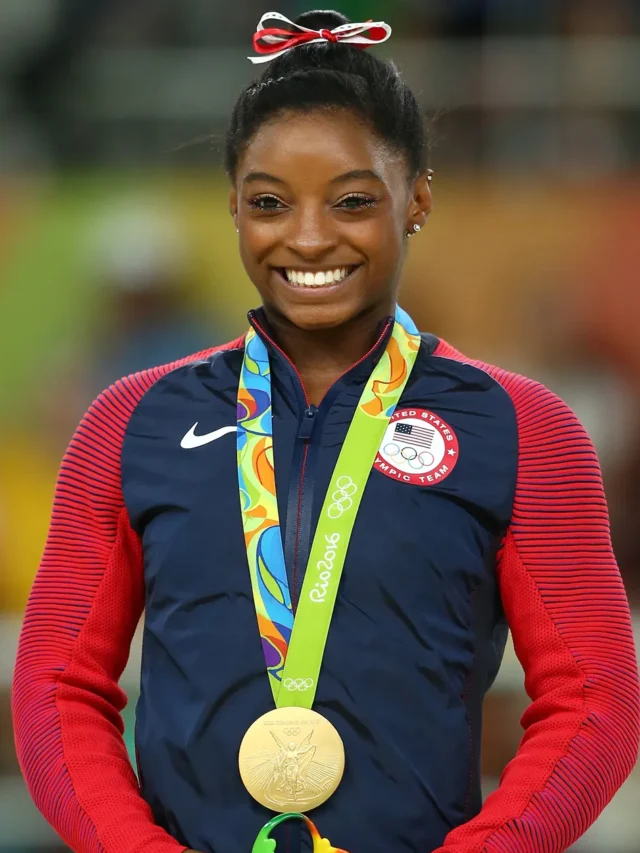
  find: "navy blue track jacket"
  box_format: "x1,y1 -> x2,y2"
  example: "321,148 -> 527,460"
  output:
13,308 -> 640,853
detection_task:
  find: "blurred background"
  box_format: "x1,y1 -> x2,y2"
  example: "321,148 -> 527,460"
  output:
1,1 -> 639,851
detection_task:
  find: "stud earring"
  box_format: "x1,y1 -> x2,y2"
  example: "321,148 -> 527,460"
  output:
406,223 -> 421,238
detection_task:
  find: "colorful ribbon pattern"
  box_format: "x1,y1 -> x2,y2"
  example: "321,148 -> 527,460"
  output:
252,813 -> 349,853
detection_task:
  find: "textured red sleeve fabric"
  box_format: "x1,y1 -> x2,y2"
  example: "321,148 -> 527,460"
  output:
432,341 -> 640,853
12,340 -> 243,853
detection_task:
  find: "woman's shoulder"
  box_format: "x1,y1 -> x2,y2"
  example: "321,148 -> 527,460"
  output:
81,335 -> 246,436
428,335 -> 586,438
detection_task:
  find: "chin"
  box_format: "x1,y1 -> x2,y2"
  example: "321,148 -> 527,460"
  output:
279,300 -> 360,332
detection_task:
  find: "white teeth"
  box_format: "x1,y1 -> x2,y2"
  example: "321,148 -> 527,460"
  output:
284,267 -> 353,287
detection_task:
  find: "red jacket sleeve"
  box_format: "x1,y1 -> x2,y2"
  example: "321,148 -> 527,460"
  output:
11,338 -> 245,853
433,359 -> 640,852
12,375 -> 187,853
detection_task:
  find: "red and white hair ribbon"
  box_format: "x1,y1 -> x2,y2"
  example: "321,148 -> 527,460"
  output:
248,11 -> 392,65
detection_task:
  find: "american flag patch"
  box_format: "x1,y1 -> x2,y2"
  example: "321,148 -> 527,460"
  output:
394,422 -> 435,449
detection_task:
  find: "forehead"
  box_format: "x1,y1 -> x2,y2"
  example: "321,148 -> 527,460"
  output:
237,109 -> 405,186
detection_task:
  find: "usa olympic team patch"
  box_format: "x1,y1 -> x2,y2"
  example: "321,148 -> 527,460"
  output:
374,407 -> 459,486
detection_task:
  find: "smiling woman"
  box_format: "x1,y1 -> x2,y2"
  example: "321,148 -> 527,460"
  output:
12,9 -> 640,853
229,108 -> 430,401
226,10 -> 431,403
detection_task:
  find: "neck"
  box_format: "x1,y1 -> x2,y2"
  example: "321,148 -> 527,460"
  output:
262,305 -> 394,406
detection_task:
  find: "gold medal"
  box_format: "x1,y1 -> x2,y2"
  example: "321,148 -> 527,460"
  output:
239,708 -> 345,812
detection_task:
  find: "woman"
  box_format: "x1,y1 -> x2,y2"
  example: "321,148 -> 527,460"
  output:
13,10 -> 640,853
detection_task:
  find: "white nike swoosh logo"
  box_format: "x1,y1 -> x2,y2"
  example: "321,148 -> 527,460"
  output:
180,423 -> 237,449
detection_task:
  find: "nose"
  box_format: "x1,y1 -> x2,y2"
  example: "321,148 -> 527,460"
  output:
285,204 -> 338,260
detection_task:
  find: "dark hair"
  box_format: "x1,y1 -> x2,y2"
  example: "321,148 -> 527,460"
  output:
224,10 -> 427,181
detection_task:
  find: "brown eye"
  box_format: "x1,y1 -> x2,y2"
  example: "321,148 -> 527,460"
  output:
336,194 -> 378,211
248,195 -> 286,211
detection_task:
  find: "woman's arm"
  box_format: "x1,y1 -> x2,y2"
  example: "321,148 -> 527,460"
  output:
435,378 -> 640,853
12,379 -> 187,853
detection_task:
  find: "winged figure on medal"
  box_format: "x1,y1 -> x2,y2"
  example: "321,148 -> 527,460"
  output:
243,729 -> 341,807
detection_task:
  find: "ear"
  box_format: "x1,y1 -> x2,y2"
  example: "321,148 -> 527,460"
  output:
229,187 -> 238,230
406,169 -> 432,231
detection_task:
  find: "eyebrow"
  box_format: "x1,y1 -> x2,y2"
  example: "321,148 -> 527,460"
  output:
242,169 -> 385,187
243,171 -> 287,186
329,169 -> 385,185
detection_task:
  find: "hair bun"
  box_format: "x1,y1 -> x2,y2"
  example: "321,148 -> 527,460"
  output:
294,10 -> 351,31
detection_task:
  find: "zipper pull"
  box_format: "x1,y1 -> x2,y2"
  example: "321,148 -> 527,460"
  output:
297,404 -> 317,440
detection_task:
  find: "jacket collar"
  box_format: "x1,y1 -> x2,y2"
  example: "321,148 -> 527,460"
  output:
246,306 -> 396,397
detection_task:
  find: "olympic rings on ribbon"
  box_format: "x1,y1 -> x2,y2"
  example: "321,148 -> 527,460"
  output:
327,475 -> 358,519
283,677 -> 315,691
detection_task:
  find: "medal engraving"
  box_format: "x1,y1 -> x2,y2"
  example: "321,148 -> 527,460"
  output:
239,708 -> 344,812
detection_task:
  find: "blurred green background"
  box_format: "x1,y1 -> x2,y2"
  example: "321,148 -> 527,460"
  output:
1,2 -> 640,852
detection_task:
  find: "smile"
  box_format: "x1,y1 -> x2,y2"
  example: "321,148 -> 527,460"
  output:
277,266 -> 360,288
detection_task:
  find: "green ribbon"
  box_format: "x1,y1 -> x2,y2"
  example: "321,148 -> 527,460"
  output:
237,307 -> 421,709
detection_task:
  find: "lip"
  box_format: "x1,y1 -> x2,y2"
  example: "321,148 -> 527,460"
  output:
271,264 -> 363,293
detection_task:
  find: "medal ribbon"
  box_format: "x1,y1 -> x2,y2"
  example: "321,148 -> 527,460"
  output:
237,306 -> 420,708
252,813 -> 349,853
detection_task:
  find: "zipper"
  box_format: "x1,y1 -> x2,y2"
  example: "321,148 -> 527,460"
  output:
249,314 -> 393,607
291,442 -> 309,606
298,404 -> 317,440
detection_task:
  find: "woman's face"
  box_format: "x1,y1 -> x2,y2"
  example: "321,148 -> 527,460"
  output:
230,109 -> 431,332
